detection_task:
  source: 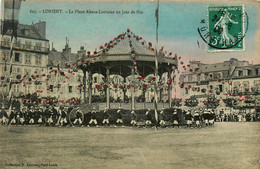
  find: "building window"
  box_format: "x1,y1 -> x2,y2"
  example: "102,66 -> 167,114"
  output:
24,68 -> 31,74
256,69 -> 259,76
17,84 -> 20,93
35,42 -> 42,50
188,75 -> 192,82
200,74 -> 205,81
217,72 -> 222,79
3,38 -> 10,46
14,53 -> 21,62
3,51 -> 9,60
25,53 -> 31,64
35,55 -> 41,65
69,86 -> 72,93
15,39 -> 21,48
254,80 -> 260,89
26,85 -> 31,93
36,85 -> 41,90
243,81 -> 249,92
210,85 -> 213,90
248,70 -> 252,76
209,73 -> 213,79
50,85 -> 53,92
197,87 -> 200,92
219,85 -> 223,92
238,70 -> 243,76
184,75 -> 188,82
13,84 -> 20,93
34,69 -> 39,74
17,67 -> 20,73
93,77 -> 97,83
192,75 -> 197,82
185,87 -> 188,95
25,41 -> 31,49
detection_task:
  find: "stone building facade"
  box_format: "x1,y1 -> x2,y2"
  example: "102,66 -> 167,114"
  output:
179,58 -> 260,114
0,21 -> 49,101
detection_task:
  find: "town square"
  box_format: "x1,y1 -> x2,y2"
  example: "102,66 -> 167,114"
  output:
0,0 -> 259,169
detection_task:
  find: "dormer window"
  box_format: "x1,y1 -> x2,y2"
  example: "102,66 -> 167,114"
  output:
3,38 -> 10,46
209,73 -> 213,78
238,70 -> 243,76
25,41 -> 31,49
23,28 -> 30,36
248,69 -> 252,76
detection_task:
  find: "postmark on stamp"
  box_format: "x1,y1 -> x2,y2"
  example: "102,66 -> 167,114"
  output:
198,5 -> 248,52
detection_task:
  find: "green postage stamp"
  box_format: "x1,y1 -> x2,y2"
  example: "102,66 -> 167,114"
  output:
207,5 -> 245,51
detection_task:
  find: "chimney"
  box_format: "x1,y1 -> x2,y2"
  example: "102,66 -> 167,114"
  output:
51,42 -> 56,51
77,46 -> 86,56
63,37 -> 72,59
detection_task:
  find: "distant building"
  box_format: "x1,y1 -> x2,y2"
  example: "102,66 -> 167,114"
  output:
0,21 -> 49,101
179,58 -> 260,114
47,41 -> 84,101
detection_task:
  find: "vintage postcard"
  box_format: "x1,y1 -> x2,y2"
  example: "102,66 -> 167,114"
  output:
0,0 -> 259,169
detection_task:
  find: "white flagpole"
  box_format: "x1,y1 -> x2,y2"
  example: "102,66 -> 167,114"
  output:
154,0 -> 159,129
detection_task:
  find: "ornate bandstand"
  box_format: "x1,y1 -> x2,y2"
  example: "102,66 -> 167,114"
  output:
77,29 -> 178,110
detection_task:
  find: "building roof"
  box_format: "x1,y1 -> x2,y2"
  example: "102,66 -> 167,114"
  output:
105,35 -> 155,56
91,30 -> 159,57
199,62 -> 230,73
48,49 -> 78,68
2,22 -> 48,41
181,58 -> 251,76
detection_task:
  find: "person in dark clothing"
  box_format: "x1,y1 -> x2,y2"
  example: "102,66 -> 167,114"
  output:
37,108 -> 44,126
33,108 -> 40,125
8,107 -> 16,125
28,107 -> 35,125
130,110 -> 137,127
209,110 -> 215,126
56,106 -> 62,126
89,107 -> 98,127
159,108 -> 167,127
16,110 -> 22,125
102,107 -> 109,126
172,109 -> 179,128
145,109 -> 153,127
0,107 -> 3,125
24,108 -> 30,125
60,107 -> 68,126
1,107 -> 8,125
73,107 -> 83,126
47,107 -> 54,126
52,107 -> 58,125
193,111 -> 201,128
20,107 -> 26,125
115,108 -> 123,127
203,110 -> 210,126
185,110 -> 193,128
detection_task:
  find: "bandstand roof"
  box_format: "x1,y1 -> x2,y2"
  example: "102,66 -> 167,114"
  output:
98,34 -> 155,56
77,29 -> 178,77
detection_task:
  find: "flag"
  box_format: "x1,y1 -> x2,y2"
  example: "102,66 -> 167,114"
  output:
2,0 -> 23,40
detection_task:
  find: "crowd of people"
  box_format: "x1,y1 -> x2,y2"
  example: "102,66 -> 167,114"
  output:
0,105 -> 257,128
216,112 -> 258,122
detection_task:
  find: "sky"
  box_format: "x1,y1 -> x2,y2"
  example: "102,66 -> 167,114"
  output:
3,0 -> 260,65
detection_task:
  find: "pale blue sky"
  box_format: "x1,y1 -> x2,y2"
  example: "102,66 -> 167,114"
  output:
16,1 -> 259,64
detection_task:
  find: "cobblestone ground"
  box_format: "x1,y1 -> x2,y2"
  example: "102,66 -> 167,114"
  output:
0,122 -> 259,169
